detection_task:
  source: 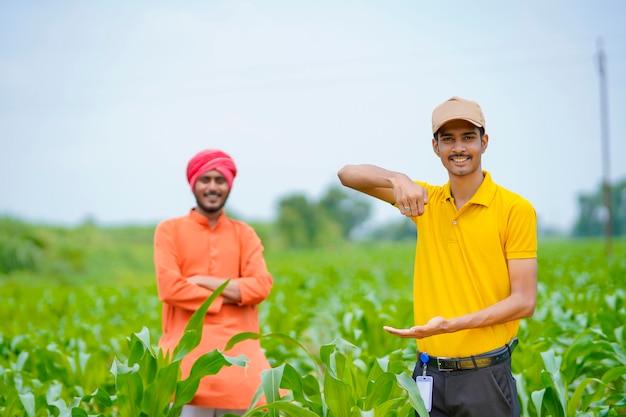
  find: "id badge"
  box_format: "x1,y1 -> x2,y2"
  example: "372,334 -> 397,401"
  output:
415,375 -> 433,412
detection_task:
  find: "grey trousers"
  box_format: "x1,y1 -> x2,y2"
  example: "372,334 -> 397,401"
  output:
411,357 -> 521,417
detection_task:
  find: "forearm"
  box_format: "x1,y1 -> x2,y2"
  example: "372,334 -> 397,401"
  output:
441,292 -> 536,334
385,294 -> 535,340
338,164 -> 428,217
156,274 -> 225,313
448,251 -> 538,333
338,164 -> 407,203
187,276 -> 242,303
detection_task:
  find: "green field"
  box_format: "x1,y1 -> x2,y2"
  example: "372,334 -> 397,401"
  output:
1,222 -> 625,416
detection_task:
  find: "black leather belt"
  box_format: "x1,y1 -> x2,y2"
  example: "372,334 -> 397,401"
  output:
421,338 -> 518,372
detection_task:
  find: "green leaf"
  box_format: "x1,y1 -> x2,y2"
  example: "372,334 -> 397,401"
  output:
530,389 -> 545,417
82,387 -> 114,407
514,372 -> 530,417
131,327 -> 154,353
70,408 -> 89,417
46,380 -> 63,402
225,331 -> 322,372
128,332 -> 149,366
372,397 -> 408,416
110,357 -> 139,377
323,372 -> 353,417
172,280 -> 230,361
395,372 -> 429,417
172,350 -> 247,408
601,365 -> 626,383
540,349 -> 561,375
141,362 -> 181,417
252,363 -> 323,416
49,398 -> 70,416
319,339 -> 358,381
259,366 -> 283,417
171,330 -> 198,363
538,387 -> 563,417
115,362 -> 144,417
262,365 -> 283,403
136,339 -> 158,389
567,377 -> 602,415
279,363 -> 322,413
539,350 -> 567,416
18,392 -> 35,417
224,331 -> 261,351
242,400 -> 320,417
363,372 -> 396,410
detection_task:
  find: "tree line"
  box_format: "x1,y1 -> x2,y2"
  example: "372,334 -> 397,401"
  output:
572,178 -> 626,238
262,177 -> 626,247
2,177 -> 625,276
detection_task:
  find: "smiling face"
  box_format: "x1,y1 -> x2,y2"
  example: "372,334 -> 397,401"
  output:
193,169 -> 231,219
432,119 -> 488,178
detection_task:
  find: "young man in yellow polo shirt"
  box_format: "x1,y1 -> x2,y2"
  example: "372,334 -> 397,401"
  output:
338,96 -> 537,417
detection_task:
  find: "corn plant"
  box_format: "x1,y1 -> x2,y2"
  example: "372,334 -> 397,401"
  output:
529,344 -> 626,417
3,236 -> 626,416
77,280 -> 247,417
224,333 -> 429,417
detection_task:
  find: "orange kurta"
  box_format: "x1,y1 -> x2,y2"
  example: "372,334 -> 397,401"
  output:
154,209 -> 274,409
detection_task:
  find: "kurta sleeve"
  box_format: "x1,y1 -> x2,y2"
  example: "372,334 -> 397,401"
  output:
236,224 -> 274,306
154,220 -> 224,314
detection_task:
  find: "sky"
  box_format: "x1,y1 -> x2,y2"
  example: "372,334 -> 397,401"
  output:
1,1 -> 625,232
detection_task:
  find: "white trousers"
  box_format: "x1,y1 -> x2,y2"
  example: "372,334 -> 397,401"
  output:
179,404 -> 246,417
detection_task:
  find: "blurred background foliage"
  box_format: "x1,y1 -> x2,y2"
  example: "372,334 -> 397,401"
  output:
3,178 -> 626,278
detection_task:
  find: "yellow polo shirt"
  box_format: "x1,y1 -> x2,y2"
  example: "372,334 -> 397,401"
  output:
412,171 -> 536,357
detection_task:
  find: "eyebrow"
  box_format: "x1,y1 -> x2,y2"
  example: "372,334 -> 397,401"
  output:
440,130 -> 478,137
200,172 -> 226,179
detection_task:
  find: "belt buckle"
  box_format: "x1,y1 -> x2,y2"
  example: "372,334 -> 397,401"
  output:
436,357 -> 455,372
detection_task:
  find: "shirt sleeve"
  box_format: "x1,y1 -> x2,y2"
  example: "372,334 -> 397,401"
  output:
505,197 -> 538,260
236,224 -> 274,306
153,220 -> 224,314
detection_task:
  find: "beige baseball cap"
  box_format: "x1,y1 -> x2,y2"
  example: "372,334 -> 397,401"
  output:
431,96 -> 485,135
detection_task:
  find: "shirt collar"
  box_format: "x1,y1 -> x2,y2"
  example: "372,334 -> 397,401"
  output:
188,208 -> 226,226
444,170 -> 496,207
470,171 -> 496,207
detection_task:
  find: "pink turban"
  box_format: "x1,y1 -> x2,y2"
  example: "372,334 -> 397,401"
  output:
186,149 -> 237,191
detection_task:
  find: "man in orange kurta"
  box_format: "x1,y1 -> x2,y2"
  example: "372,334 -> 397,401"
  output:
154,149 -> 274,416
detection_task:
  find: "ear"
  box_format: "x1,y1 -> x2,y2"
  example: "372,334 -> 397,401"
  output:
432,137 -> 440,156
481,133 -> 489,153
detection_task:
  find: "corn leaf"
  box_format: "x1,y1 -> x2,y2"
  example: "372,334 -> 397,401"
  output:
323,372 -> 353,417
80,387 -> 114,407
111,358 -> 143,417
172,280 -> 230,361
363,372 -> 396,409
395,372 -> 429,417
531,388 -> 545,417
141,362 -> 180,417
540,349 -> 567,416
601,365 -> 626,383
18,391 -> 35,417
278,363 -> 322,412
171,350 -> 247,408
567,377 -> 602,415
225,331 -> 322,371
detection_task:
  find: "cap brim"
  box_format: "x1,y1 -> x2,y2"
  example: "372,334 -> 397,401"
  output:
433,117 -> 483,135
